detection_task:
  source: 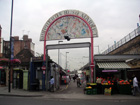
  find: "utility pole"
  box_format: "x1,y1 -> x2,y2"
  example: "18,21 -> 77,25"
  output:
65,52 -> 69,70
9,0 -> 14,93
58,41 -> 63,66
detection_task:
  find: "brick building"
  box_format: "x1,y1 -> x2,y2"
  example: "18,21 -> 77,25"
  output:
0,25 -> 35,68
2,35 -> 35,58
0,25 -> 35,58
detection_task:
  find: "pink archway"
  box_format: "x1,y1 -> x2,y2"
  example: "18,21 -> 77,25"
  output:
43,14 -> 95,82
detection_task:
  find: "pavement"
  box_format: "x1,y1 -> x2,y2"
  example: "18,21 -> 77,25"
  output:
0,84 -> 140,100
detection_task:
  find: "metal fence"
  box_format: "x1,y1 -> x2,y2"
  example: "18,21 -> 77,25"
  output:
102,26 -> 140,54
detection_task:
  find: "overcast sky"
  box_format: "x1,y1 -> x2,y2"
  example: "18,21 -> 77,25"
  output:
0,0 -> 140,70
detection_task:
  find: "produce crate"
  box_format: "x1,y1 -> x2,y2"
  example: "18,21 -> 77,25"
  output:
92,89 -> 97,95
118,84 -> 132,95
87,83 -> 97,89
104,88 -> 112,95
102,85 -> 113,94
86,89 -> 97,95
86,89 -> 93,95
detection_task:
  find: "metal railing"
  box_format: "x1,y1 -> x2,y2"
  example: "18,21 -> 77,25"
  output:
102,26 -> 140,54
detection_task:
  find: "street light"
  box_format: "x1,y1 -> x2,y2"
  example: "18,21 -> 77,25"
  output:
58,41 -> 63,66
9,0 -> 14,93
65,52 -> 69,70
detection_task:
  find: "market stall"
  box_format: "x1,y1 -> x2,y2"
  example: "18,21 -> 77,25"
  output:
117,80 -> 132,94
85,76 -> 133,95
93,61 -> 132,95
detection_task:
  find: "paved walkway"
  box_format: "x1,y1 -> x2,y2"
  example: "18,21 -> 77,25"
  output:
0,84 -> 140,100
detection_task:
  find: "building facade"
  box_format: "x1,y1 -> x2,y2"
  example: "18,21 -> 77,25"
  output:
2,35 -> 35,58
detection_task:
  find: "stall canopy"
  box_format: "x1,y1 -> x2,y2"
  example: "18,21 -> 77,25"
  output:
11,59 -> 21,64
0,58 -> 21,63
0,58 -> 9,62
0,58 -> 9,66
97,62 -> 130,69
0,66 -> 4,70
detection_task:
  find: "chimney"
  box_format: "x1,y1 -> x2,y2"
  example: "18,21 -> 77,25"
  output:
0,25 -> 2,38
23,35 -> 28,41
13,36 -> 19,40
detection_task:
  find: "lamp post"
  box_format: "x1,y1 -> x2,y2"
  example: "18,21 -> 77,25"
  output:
9,0 -> 14,93
58,41 -> 63,66
65,52 -> 69,70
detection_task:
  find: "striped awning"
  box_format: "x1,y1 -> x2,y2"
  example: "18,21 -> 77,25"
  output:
11,59 -> 21,64
0,58 -> 9,62
97,62 -> 130,69
0,66 -> 4,70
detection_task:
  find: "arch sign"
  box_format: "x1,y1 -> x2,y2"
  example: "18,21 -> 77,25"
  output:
40,10 -> 98,83
40,10 -> 98,41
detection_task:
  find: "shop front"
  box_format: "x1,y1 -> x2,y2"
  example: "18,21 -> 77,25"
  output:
96,61 -> 131,95
84,61 -> 133,95
96,61 -> 130,79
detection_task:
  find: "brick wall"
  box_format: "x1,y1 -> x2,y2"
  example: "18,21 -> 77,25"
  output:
14,35 -> 33,56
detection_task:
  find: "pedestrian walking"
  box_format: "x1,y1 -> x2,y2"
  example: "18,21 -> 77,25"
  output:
77,77 -> 81,87
73,76 -> 76,82
83,80 -> 87,94
50,76 -> 54,92
132,75 -> 140,96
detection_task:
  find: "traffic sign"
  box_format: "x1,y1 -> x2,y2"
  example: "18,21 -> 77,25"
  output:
42,66 -> 46,70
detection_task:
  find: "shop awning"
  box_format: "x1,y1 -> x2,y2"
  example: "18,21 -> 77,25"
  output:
0,58 -> 9,62
97,62 -> 130,69
11,59 -> 21,64
0,66 -> 4,70
0,58 -> 21,64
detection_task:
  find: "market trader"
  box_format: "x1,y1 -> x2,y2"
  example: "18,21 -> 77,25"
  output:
133,75 -> 140,96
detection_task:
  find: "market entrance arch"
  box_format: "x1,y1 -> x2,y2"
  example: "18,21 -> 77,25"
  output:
40,10 -> 98,89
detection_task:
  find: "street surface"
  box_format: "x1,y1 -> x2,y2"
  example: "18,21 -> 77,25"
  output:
0,80 -> 140,105
0,96 -> 140,105
57,80 -> 84,94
